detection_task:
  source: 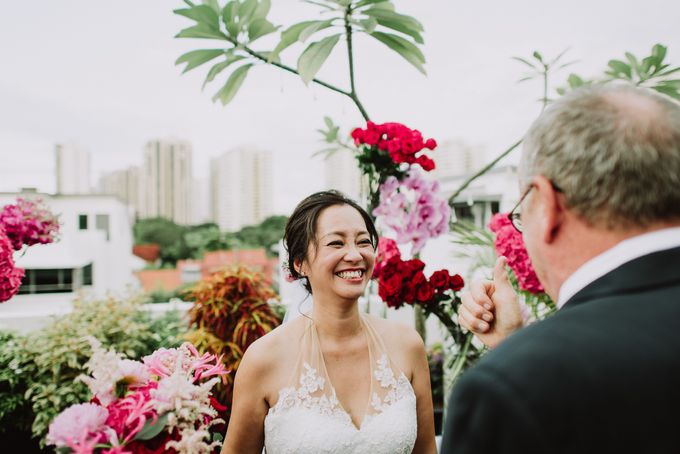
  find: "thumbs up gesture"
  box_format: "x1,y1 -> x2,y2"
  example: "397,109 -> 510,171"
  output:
457,257 -> 524,348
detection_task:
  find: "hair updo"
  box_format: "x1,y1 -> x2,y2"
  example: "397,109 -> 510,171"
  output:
283,190 -> 379,293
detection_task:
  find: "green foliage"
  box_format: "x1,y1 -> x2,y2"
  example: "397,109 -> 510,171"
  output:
133,217 -> 286,265
174,0 -> 426,106
513,48 -> 575,108
0,295 -> 186,446
232,215 -> 288,254
556,44 -> 680,100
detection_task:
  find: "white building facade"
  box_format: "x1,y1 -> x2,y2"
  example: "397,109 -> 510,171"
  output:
142,139 -> 193,225
0,192 -> 141,331
55,142 -> 91,194
211,146 -> 273,231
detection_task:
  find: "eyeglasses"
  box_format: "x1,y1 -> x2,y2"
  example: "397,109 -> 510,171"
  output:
507,185 -> 533,233
507,181 -> 563,233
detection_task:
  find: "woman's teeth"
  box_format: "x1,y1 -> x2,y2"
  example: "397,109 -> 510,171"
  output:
336,270 -> 363,279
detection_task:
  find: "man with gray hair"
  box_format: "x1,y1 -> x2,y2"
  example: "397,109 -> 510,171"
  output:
440,84 -> 680,453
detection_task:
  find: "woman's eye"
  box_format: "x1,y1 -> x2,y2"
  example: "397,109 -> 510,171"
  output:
328,241 -> 343,247
358,239 -> 372,245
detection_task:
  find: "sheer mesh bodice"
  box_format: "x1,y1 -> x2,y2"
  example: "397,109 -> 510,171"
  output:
263,314 -> 417,454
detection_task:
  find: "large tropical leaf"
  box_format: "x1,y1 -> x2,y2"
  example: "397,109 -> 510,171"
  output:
212,63 -> 253,104
203,54 -> 247,88
175,48 -> 225,74
297,33 -> 341,84
270,20 -> 335,61
369,31 -> 426,74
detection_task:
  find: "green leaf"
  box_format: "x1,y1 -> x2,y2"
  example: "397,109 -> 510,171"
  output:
363,7 -> 423,32
652,44 -> 667,63
355,0 -> 390,7
175,49 -> 225,73
174,5 -> 220,29
56,447 -> 72,454
212,63 -> 253,104
176,24 -> 228,40
369,31 -> 426,74
297,34 -> 341,84
202,0 -> 220,14
358,18 -> 378,33
133,413 -> 170,441
362,1 -> 394,11
512,56 -> 538,69
655,67 -> 680,78
299,19 -> 334,43
270,20 -> 329,61
652,84 -> 680,100
203,55 -> 247,88
532,51 -> 544,63
625,52 -> 641,74
240,0 -> 259,25
254,0 -> 271,19
607,59 -> 632,79
222,1 -> 239,36
567,73 -> 585,88
372,16 -> 423,44
248,18 -> 278,42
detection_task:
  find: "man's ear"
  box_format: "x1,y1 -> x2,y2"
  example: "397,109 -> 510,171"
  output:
533,175 -> 565,244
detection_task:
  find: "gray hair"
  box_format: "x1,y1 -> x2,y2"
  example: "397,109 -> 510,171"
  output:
520,84 -> 680,229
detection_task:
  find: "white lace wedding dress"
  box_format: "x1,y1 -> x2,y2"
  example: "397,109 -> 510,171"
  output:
263,314 -> 417,453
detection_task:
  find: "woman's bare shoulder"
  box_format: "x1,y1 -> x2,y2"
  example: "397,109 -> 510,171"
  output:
365,314 -> 425,378
366,314 -> 423,351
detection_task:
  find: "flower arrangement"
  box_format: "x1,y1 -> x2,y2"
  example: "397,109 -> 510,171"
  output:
349,121 -> 438,211
488,213 -> 555,320
0,197 -> 60,303
47,337 -> 227,453
372,169 -> 451,254
351,121 -> 437,172
374,238 -> 463,309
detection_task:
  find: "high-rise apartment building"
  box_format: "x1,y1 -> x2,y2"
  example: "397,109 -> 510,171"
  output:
142,139 -> 192,225
55,142 -> 91,194
211,147 -> 273,231
324,150 -> 364,201
98,166 -> 143,220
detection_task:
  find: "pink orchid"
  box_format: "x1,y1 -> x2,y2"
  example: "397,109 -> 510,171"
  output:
373,169 -> 451,254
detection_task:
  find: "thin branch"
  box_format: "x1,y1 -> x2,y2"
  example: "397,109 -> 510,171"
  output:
447,139 -> 523,205
344,5 -> 370,121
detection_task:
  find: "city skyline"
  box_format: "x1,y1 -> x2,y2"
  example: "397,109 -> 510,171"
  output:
1,1 -> 678,214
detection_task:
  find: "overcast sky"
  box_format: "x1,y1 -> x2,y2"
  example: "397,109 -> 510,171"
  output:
1,1 -> 678,214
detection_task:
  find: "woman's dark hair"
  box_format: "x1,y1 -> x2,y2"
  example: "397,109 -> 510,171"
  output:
283,190 -> 378,293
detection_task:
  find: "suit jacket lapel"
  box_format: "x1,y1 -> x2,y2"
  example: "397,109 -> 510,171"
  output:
563,246 -> 680,308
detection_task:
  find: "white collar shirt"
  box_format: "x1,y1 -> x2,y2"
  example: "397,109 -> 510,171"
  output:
557,226 -> 680,308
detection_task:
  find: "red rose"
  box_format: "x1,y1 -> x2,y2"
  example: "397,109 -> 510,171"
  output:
448,274 -> 464,291
425,138 -> 437,149
416,281 -> 435,303
364,130 -> 381,146
379,274 -> 402,300
430,270 -> 450,290
417,156 -> 435,172
351,128 -> 365,145
387,140 -> 401,153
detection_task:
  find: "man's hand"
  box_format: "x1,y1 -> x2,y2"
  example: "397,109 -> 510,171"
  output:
457,257 -> 523,348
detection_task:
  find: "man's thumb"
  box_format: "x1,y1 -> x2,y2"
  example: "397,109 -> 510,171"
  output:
493,256 -> 512,290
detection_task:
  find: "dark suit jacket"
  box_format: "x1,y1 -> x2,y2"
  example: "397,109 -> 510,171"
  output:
440,246 -> 680,454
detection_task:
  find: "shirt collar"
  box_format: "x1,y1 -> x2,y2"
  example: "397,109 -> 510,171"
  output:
557,226 -> 680,308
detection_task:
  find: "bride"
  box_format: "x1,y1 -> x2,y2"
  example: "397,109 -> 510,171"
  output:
221,191 -> 436,453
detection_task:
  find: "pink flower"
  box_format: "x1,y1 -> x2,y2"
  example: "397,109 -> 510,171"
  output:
489,213 -> 544,294
0,198 -> 59,251
373,170 -> 451,254
373,237 -> 401,279
0,225 -> 24,303
47,403 -> 109,449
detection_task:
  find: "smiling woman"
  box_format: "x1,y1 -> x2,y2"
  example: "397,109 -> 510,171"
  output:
220,190 -> 437,454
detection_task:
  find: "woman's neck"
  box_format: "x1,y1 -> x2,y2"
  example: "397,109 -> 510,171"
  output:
311,297 -> 363,341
